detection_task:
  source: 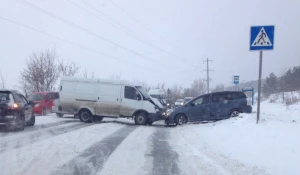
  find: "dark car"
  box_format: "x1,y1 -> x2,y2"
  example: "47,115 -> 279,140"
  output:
0,90 -> 35,131
165,91 -> 252,125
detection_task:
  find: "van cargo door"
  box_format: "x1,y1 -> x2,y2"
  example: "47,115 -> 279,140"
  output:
96,84 -> 121,117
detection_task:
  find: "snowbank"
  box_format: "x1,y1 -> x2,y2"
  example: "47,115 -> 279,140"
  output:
170,101 -> 300,175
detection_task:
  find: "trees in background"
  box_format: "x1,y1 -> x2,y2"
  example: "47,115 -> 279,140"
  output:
262,66 -> 300,96
20,48 -> 79,94
0,72 -> 7,89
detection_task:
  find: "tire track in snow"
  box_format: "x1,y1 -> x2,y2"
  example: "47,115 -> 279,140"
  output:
150,129 -> 180,175
0,123 -> 93,153
0,119 -> 80,137
54,125 -> 137,175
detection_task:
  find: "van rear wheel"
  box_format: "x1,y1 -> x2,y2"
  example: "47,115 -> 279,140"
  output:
134,113 -> 148,125
79,110 -> 92,123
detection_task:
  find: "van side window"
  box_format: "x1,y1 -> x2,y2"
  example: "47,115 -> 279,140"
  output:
212,93 -> 226,103
125,86 -> 137,100
192,95 -> 209,105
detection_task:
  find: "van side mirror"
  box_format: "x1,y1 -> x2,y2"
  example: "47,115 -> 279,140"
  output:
137,94 -> 142,101
190,103 -> 195,106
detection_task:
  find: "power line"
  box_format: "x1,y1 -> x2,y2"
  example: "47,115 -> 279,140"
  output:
107,0 -> 201,60
79,0 -> 188,64
0,15 -> 195,82
17,0 -> 182,73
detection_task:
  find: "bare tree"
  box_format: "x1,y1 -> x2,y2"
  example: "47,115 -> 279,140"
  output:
110,73 -> 122,80
20,49 -> 61,93
58,60 -> 80,76
0,72 -> 7,89
189,79 -> 206,97
133,80 -> 150,92
82,69 -> 88,78
212,84 -> 225,92
168,84 -> 184,102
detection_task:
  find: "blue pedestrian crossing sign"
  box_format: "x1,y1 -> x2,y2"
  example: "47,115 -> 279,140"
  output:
233,76 -> 239,85
250,26 -> 274,51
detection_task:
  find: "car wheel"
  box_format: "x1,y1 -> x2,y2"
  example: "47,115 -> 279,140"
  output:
176,114 -> 187,125
56,113 -> 64,118
134,113 -> 148,125
27,115 -> 35,126
42,108 -> 47,116
19,117 -> 25,131
79,110 -> 92,123
230,110 -> 239,117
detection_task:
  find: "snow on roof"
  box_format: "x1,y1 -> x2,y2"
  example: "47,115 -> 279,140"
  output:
61,76 -> 135,86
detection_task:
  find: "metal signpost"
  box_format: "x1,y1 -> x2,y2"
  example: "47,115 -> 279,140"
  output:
233,75 -> 239,90
250,25 -> 275,124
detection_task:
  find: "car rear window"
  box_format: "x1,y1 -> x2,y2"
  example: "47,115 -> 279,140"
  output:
28,94 -> 44,101
0,92 -> 10,102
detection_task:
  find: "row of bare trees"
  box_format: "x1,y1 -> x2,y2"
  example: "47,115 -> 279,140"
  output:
20,49 -> 79,95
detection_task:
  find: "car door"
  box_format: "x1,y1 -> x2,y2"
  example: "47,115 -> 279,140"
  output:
14,94 -> 29,120
210,93 -> 231,119
120,86 -> 143,117
187,95 -> 211,121
20,95 -> 33,121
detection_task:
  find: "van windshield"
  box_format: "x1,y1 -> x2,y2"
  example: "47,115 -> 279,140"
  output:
136,86 -> 150,100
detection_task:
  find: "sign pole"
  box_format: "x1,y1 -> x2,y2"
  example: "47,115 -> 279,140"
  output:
256,51 -> 263,124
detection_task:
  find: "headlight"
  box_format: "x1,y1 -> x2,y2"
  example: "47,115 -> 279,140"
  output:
181,102 -> 184,105
35,103 -> 40,107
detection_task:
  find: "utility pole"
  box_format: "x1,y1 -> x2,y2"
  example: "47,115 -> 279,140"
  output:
203,58 -> 213,93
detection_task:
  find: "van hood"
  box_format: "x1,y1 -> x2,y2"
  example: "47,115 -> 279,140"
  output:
150,97 -> 163,109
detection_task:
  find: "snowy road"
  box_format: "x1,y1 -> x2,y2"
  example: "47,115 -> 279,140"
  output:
1,102 -> 298,175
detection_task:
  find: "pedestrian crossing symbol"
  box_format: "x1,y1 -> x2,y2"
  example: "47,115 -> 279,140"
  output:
250,26 -> 274,51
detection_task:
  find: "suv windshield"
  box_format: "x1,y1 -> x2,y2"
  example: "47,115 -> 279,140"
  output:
136,86 -> 150,100
28,94 -> 44,101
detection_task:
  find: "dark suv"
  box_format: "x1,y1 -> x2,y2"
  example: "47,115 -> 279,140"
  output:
165,91 -> 252,125
0,90 -> 35,130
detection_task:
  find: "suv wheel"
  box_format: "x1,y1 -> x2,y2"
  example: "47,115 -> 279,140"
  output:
230,110 -> 239,117
176,114 -> 186,125
134,113 -> 148,125
79,110 -> 92,123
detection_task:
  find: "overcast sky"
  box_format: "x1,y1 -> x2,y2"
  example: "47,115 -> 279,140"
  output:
1,0 -> 300,90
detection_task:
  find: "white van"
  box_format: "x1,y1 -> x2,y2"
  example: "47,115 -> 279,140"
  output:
56,77 -> 163,125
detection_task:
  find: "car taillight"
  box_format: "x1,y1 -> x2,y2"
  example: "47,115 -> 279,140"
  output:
7,103 -> 18,109
13,103 -> 18,108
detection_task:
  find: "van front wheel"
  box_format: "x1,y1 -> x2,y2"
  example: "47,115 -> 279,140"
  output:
134,113 -> 148,125
79,110 -> 92,123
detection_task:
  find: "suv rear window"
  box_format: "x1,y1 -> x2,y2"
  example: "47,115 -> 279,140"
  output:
0,92 -> 10,102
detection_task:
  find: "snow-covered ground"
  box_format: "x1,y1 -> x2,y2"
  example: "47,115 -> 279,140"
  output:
0,98 -> 299,175
170,101 -> 300,175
